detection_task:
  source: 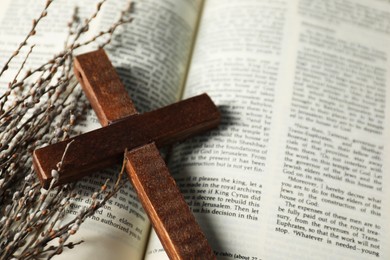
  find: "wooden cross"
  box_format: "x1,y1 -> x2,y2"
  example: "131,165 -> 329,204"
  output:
32,49 -> 219,259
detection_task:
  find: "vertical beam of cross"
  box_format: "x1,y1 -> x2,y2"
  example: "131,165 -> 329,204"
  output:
73,49 -> 216,259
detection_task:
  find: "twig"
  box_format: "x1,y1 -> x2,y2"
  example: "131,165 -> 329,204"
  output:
0,1 -> 134,258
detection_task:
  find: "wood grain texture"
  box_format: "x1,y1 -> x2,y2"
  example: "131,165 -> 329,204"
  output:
33,49 -> 217,259
74,48 -> 137,125
33,94 -> 220,187
126,143 -> 215,259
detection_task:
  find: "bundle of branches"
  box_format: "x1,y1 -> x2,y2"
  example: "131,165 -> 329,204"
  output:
0,1 -> 133,258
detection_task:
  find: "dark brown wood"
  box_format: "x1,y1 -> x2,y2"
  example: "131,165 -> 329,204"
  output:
126,143 -> 215,259
74,48 -> 137,125
32,49 -> 217,259
33,94 -> 220,187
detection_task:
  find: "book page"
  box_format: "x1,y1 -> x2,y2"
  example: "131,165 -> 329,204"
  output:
145,0 -> 390,259
265,1 -> 390,258
0,0 -> 202,259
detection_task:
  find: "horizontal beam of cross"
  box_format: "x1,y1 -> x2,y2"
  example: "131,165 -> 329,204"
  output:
33,94 -> 220,188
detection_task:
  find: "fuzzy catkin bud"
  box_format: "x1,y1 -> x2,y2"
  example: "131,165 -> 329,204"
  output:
40,187 -> 48,196
24,186 -> 31,194
0,216 -> 7,225
91,192 -> 99,200
24,100 -> 34,108
69,114 -> 76,125
13,232 -> 21,241
60,198 -> 68,206
33,107 -> 42,116
69,223 -> 79,234
10,162 -> 16,170
45,0 -> 52,8
28,213 -> 35,221
25,173 -> 33,182
54,128 -> 63,138
40,201 -> 49,211
15,213 -> 22,221
13,191 -> 21,201
5,205 -> 12,214
51,169 -> 59,180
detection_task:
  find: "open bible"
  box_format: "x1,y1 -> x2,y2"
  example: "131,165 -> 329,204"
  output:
0,0 -> 389,259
